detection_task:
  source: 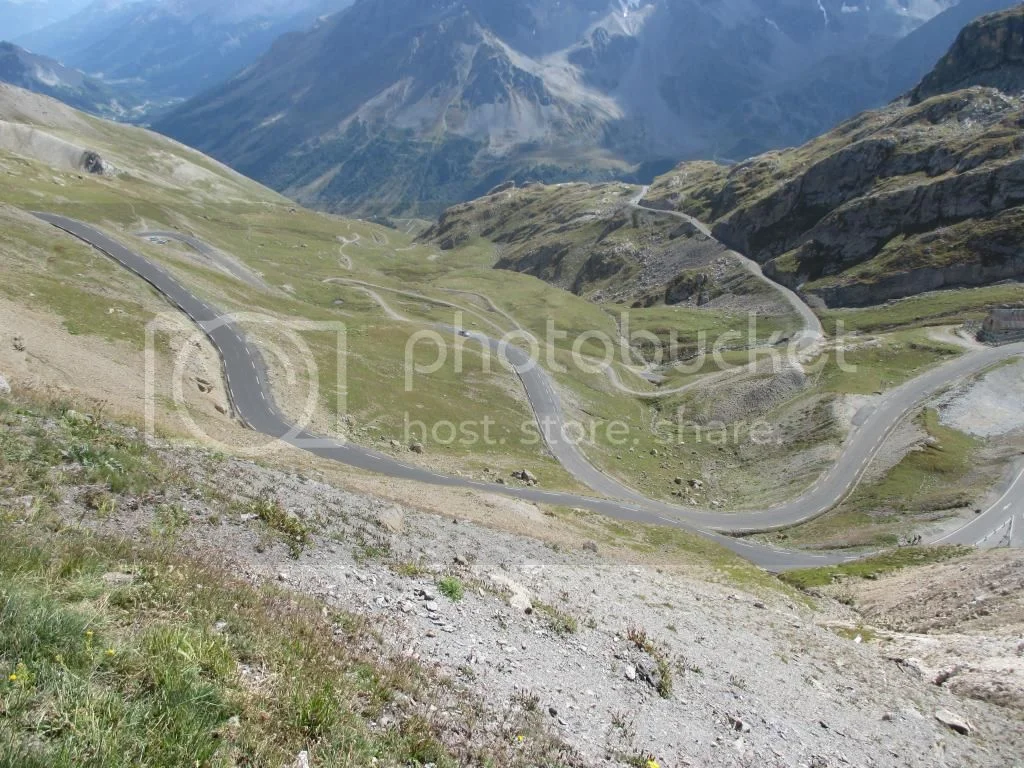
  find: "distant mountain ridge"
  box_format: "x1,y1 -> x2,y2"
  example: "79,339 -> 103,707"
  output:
16,0 -> 352,108
156,0 -> 1022,216
0,0 -> 93,39
0,41 -> 137,118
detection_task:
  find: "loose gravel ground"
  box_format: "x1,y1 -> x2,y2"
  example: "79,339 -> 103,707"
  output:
40,431 -> 1023,768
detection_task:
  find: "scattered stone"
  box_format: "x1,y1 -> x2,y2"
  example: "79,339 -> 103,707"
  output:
101,572 -> 134,586
64,409 -> 92,427
636,658 -> 662,691
625,664 -> 637,682
453,554 -> 469,566
390,439 -> 402,449
290,751 -> 310,768
512,469 -> 538,485
582,541 -> 598,554
376,506 -> 404,533
728,715 -> 751,733
410,442 -> 424,454
0,374 -> 10,396
215,404 -> 228,415
934,709 -> 974,735
689,478 -> 704,490
548,706 -> 558,718
753,600 -> 767,610
277,572 -> 290,583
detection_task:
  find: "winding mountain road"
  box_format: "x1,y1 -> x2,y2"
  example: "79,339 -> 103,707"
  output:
34,213 -> 1024,571
630,186 -> 824,347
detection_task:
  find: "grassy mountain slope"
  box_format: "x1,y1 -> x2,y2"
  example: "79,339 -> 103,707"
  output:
0,82 -> 583,488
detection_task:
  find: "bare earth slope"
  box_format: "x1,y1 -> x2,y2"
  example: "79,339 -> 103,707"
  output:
4,397 -> 1022,767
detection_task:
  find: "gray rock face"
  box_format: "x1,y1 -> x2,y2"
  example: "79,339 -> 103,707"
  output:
913,5 -> 1024,103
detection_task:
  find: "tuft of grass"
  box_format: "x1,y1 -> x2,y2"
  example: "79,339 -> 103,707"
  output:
533,601 -> 578,637
152,502 -> 189,538
437,576 -> 465,602
829,625 -> 878,643
241,493 -> 312,559
391,558 -> 430,578
625,624 -> 674,699
780,545 -> 971,590
0,397 -> 168,512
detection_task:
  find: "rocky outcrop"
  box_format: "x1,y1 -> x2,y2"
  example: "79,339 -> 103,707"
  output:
804,254 -> 1024,307
760,152 -> 1024,285
650,6 -> 1024,308
912,5 -> 1024,103
81,150 -> 105,175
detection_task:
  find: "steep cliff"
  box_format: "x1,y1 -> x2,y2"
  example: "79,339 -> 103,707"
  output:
913,5 -> 1024,102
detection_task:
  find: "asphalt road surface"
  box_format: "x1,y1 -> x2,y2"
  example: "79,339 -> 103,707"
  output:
34,213 -> 1024,571
630,186 -> 824,343
138,229 -> 267,289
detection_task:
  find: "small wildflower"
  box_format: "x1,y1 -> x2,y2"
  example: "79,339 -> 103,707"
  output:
8,674 -> 16,683
105,648 -> 116,657
646,760 -> 660,768
85,630 -> 94,638
516,734 -> 523,743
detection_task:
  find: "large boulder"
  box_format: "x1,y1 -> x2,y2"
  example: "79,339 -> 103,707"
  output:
80,150 -> 106,175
